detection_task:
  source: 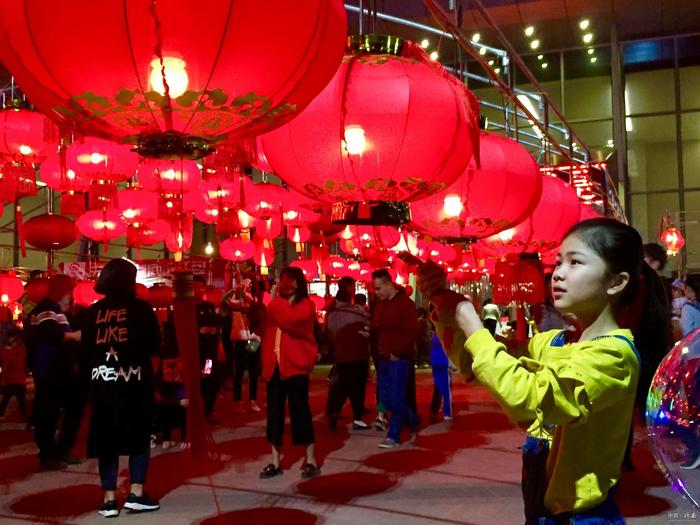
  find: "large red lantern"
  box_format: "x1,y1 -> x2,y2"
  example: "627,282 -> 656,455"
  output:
0,108 -> 56,161
118,188 -> 159,225
73,281 -> 104,307
410,133 -> 542,241
0,1 -> 347,158
244,182 -> 288,219
0,272 -> 25,304
261,37 -> 478,225
479,175 -> 581,256
147,283 -> 173,309
661,227 -> 685,256
23,213 -> 79,251
40,154 -> 91,192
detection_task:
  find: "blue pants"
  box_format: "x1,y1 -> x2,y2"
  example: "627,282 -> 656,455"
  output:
378,359 -> 420,441
98,452 -> 150,491
430,365 -> 452,418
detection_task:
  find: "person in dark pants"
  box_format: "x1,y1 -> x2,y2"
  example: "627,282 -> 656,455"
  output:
82,259 -> 161,518
0,328 -> 27,419
325,277 -> 371,430
193,277 -> 221,423
372,270 -> 420,449
259,267 -> 320,480
222,280 -> 262,412
24,274 -> 82,470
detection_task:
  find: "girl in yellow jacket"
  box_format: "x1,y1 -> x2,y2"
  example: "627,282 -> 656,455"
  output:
418,218 -> 668,524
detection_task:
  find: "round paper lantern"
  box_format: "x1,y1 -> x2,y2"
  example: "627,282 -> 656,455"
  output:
410,133 -> 542,241
40,154 -> 91,192
24,277 -> 48,303
148,283 -> 173,308
291,258 -> 320,280
253,238 -> 275,272
261,37 -> 478,224
0,272 -> 25,304
88,181 -> 119,210
67,137 -> 139,183
60,191 -> 86,216
244,182 -> 288,219
425,241 -> 458,264
73,281 -> 104,306
578,202 -> 602,221
479,175 -> 581,256
165,217 -> 193,253
253,216 -> 282,240
77,208 -> 127,246
127,219 -> 169,247
118,188 -> 159,225
287,225 -> 312,246
23,213 -> 79,251
662,227 -> 685,256
220,237 -> 254,262
321,255 -> 348,278
0,0 -> 347,158
0,108 -> 56,160
137,159 -> 202,193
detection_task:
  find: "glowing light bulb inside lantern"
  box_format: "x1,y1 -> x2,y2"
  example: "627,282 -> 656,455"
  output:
292,228 -> 302,243
238,210 -> 252,229
497,228 -> 515,241
0,294 -> 8,304
341,225 -> 353,240
396,274 -> 405,285
90,152 -> 106,164
149,57 -> 189,98
162,169 -> 177,181
18,145 -> 32,155
284,210 -> 299,222
166,201 -> 174,209
204,242 -> 214,256
123,209 -> 136,220
66,169 -> 76,180
343,126 -> 366,155
177,232 -> 184,250
260,252 -> 269,275
211,209 -> 219,217
234,249 -> 242,258
443,194 -> 463,218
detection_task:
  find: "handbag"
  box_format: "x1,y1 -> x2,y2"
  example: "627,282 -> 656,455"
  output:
241,312 -> 260,353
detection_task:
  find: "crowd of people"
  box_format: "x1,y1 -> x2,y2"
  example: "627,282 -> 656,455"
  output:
0,217 -> 696,523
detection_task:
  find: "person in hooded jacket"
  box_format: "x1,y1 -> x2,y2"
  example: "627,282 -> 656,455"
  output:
81,259 -> 161,518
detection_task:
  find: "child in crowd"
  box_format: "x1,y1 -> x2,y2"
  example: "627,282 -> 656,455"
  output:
0,327 -> 27,419
419,218 -> 667,524
429,330 -> 453,422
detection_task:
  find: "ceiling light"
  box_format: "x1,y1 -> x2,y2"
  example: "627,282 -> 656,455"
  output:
541,62 -> 548,69
587,48 -> 594,55
429,51 -> 439,61
471,32 -> 481,43
488,59 -> 494,66
420,38 -> 430,49
582,33 -> 593,44
524,26 -> 535,37
537,54 -> 543,60
590,56 -> 597,63
607,139 -> 614,147
494,67 -> 501,74
579,19 -> 590,30
479,47 -> 487,55
530,39 -> 540,50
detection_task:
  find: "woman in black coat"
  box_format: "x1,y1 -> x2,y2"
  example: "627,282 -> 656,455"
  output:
82,259 -> 161,518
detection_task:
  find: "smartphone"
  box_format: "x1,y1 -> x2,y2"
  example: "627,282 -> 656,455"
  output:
202,359 -> 212,376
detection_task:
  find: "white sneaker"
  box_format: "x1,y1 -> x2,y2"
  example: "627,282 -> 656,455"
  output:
162,441 -> 173,449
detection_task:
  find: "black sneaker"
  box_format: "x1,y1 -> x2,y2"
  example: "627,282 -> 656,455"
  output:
259,463 -> 283,479
123,493 -> 160,513
98,500 -> 119,518
301,463 -> 321,479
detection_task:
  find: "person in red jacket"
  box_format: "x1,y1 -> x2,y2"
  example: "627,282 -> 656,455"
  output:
371,269 -> 420,449
259,267 -> 320,480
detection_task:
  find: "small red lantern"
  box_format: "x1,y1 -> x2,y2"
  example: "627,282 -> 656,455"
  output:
410,133 -> 542,241
253,238 -> 275,274
24,277 -> 48,303
220,237 -> 254,262
165,217 -> 194,254
0,163 -> 37,201
261,37 -> 478,225
425,241 -> 458,264
0,108 -> 56,161
147,283 -> 173,308
77,209 -> 127,250
253,216 -> 282,240
0,1 -> 347,157
23,213 -> 79,251
321,255 -> 348,278
73,281 -> 104,307
291,258 -> 320,279
661,227 -> 685,256
40,153 -> 91,192
127,219 -> 170,247
244,182 -> 288,219
118,188 -> 159,225
0,272 -> 25,305
137,159 -> 202,194
88,181 -> 119,210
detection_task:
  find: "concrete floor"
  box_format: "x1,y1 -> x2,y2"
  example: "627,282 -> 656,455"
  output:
0,367 -> 694,524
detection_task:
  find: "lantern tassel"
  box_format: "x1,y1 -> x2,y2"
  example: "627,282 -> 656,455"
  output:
16,204 -> 25,258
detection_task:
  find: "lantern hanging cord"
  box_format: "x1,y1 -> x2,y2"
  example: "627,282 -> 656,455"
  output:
149,0 -> 174,130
